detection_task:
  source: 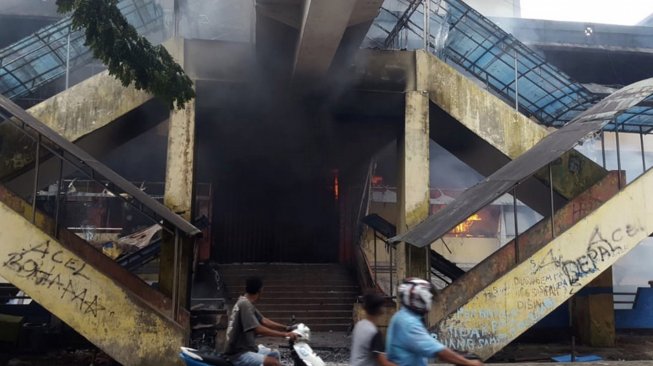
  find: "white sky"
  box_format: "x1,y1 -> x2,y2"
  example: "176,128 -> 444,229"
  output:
521,0 -> 653,25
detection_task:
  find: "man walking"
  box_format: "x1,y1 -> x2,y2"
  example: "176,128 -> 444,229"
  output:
350,293 -> 397,366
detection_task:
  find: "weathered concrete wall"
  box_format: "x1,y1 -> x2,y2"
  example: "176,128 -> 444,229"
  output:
415,50 -> 546,158
432,168 -> 653,359
0,198 -> 186,366
414,50 -> 606,199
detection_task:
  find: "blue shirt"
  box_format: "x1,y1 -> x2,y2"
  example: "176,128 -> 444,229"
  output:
386,308 -> 446,366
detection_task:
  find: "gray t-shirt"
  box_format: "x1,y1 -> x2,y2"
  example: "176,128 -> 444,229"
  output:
224,296 -> 263,356
350,319 -> 385,366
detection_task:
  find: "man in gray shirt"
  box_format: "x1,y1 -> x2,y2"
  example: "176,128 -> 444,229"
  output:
350,293 -> 397,366
224,277 -> 297,366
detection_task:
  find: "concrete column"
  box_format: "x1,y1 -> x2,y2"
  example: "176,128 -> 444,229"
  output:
396,91 -> 430,285
160,37 -> 196,311
572,268 -> 616,346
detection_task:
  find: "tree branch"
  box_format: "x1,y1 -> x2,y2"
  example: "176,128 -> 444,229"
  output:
56,0 -> 195,110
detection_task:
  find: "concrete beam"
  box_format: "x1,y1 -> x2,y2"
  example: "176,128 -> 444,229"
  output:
396,91 -> 430,285
431,167 -> 653,359
163,100 -> 196,220
0,70 -> 154,180
292,0 -> 358,80
160,38 -> 196,311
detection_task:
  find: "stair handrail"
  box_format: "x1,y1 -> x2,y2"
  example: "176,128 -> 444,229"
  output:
0,94 -> 201,238
352,160 -> 393,296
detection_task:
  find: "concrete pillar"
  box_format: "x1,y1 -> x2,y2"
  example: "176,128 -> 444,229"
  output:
396,91 -> 430,285
572,267 -> 616,346
160,37 -> 196,311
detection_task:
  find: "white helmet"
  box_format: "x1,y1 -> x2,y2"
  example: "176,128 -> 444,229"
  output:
398,277 -> 434,314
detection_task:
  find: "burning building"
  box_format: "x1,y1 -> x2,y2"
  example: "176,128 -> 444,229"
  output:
1,0 -> 653,364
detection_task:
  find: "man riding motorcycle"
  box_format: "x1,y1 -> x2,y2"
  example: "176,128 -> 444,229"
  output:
223,276 -> 298,366
386,278 -> 484,366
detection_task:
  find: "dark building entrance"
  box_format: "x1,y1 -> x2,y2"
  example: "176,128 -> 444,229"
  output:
211,180 -> 339,263
196,85 -> 341,263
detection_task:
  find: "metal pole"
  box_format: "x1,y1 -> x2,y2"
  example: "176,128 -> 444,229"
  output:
615,125 -> 622,189
374,231 -> 378,285
389,244 -> 394,297
549,163 -> 555,238
513,188 -> 519,263
422,0 -> 431,52
407,243 -> 412,277
514,49 -> 519,111
425,246 -> 430,283
54,155 -> 64,238
31,135 -> 41,224
65,29 -> 71,90
640,126 -> 647,172
172,229 -> 180,320
173,0 -> 180,38
601,131 -> 606,168
570,298 -> 576,362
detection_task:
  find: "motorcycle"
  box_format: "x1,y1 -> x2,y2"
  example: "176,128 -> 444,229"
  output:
180,323 -> 325,366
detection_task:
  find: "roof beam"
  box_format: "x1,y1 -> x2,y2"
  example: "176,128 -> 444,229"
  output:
292,0 -> 358,81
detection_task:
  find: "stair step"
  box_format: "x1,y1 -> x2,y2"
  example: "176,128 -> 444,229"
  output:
228,292 -> 358,304
218,264 -> 357,333
225,286 -> 359,293
263,308 -> 353,313
256,303 -> 353,311
240,298 -> 356,305
268,317 -> 352,325
305,324 -> 352,332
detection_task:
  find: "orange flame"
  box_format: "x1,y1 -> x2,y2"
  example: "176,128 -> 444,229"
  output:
451,213 -> 482,236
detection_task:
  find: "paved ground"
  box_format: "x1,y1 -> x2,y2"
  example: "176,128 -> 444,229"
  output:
255,332 -> 653,366
325,363 -> 653,366
3,332 -> 653,365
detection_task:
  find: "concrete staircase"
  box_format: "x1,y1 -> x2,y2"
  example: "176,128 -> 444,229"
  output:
0,184 -> 189,366
218,264 -> 359,332
0,96 -> 201,366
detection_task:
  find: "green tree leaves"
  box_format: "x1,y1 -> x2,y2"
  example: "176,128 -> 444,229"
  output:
56,0 -> 195,110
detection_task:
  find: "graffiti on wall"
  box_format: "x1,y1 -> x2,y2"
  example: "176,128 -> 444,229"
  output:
435,220 -> 646,354
3,240 -> 109,318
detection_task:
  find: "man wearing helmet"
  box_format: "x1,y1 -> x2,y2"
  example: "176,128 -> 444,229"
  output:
386,278 -> 484,366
